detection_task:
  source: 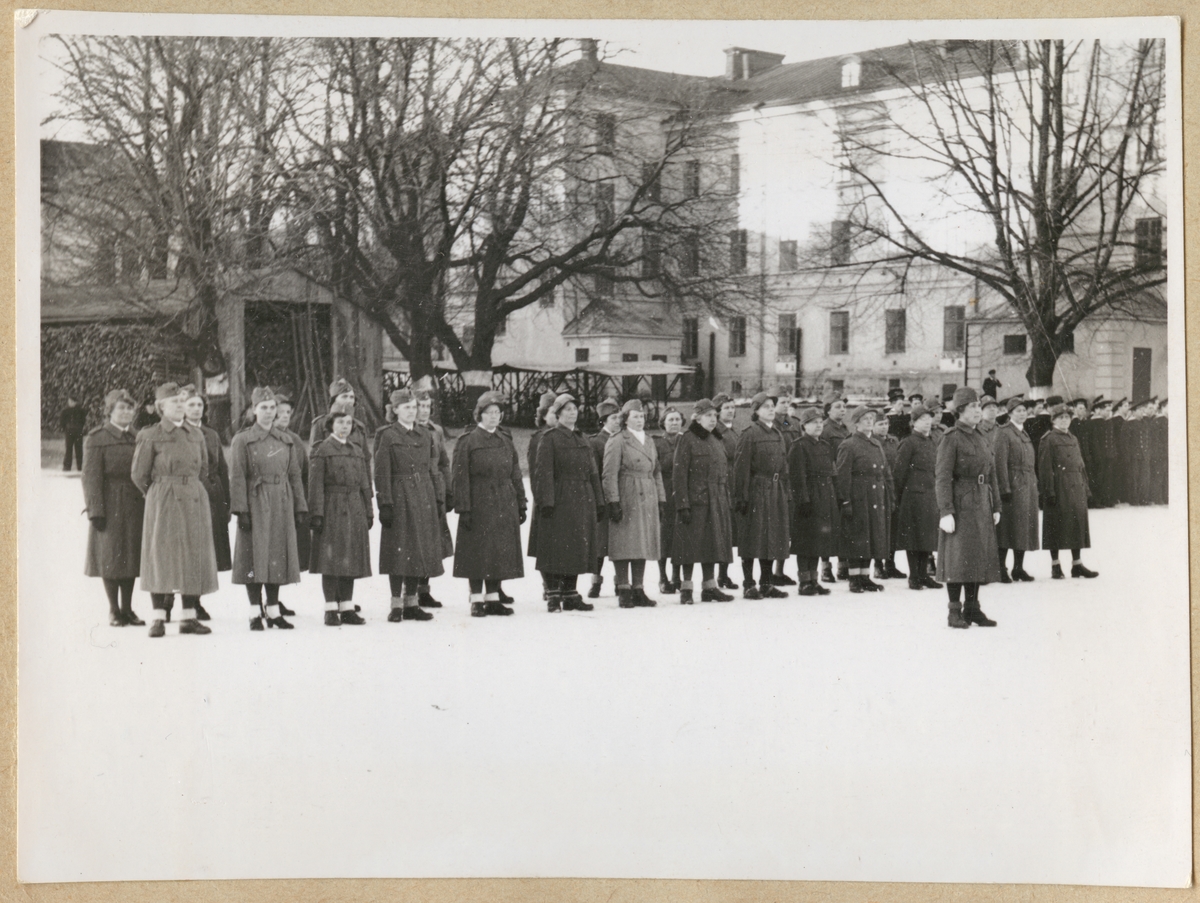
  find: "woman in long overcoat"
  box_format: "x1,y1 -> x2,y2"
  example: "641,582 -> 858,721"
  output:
526,391 -> 559,600
230,387 -> 308,630
934,388 -> 1002,629
712,393 -> 741,590
787,407 -> 837,596
418,391 -> 455,607
671,399 -> 734,604
602,399 -> 667,608
375,388 -> 444,622
83,389 -> 145,626
1038,404 -> 1098,579
453,392 -> 526,617
182,387 -> 231,573
653,407 -> 684,594
834,407 -> 892,593
893,403 -> 941,590
733,392 -> 791,599
532,394 -> 604,612
131,382 -> 217,637
309,402 -> 372,626
993,397 -> 1039,582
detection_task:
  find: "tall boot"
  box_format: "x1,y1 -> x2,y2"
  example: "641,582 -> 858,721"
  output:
963,584 -> 996,626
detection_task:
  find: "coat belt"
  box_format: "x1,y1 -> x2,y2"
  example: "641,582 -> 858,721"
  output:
252,475 -> 285,486
323,485 -> 355,493
155,474 -> 193,484
954,474 -> 988,485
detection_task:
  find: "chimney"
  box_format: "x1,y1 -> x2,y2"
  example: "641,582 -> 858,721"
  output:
724,47 -> 785,80
579,38 -> 598,63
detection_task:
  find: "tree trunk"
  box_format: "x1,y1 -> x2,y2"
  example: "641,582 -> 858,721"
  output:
1024,328 -> 1059,397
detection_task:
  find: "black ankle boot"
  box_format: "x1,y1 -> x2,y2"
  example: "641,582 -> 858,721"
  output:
1051,563 -> 1065,579
1071,562 -> 1099,578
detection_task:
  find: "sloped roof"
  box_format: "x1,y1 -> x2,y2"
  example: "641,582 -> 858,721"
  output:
41,280 -> 193,324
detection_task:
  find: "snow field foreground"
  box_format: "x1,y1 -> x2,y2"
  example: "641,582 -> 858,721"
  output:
17,472 -> 1192,885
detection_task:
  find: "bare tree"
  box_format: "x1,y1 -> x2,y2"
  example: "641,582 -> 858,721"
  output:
835,39 -> 1166,393
281,37 -> 755,391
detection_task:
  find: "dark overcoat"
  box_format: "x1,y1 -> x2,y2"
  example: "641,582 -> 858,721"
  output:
993,422 -> 1039,551
714,423 -> 740,548
893,431 -> 939,552
427,421 -> 456,558
308,436 -> 373,578
1150,416 -> 1169,504
820,417 -> 850,458
375,422 -> 446,577
1085,416 -> 1114,506
532,425 -> 604,575
82,423 -> 143,579
526,426 -> 549,557
733,420 -> 792,560
934,421 -> 1002,584
671,421 -> 733,564
1106,417 -> 1128,503
834,432 -> 891,560
653,431 -> 682,559
131,419 -> 219,595
230,424 -> 308,586
1124,418 -> 1153,505
198,423 -> 232,571
453,426 -> 526,580
1038,428 -> 1091,550
588,429 -> 619,560
788,433 -> 840,558
602,430 -> 666,561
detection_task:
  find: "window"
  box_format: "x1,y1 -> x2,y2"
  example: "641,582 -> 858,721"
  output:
729,228 -> 748,274
829,379 -> 845,395
941,383 -> 958,402
595,182 -> 615,230
683,160 -> 701,198
682,317 -> 699,358
778,314 -> 798,357
1003,334 -> 1027,355
595,113 -> 616,155
943,305 -> 965,353
829,310 -> 849,355
594,268 -> 614,297
1135,216 -> 1164,268
885,309 -> 906,354
641,230 -> 661,278
731,379 -> 743,396
779,240 -> 798,272
622,353 -> 640,396
575,347 -> 590,363
641,163 -> 661,203
841,58 -> 861,88
729,316 -> 747,357
680,230 -> 700,277
888,378 -> 901,391
831,220 -> 851,266
730,153 -> 740,194
651,354 -> 668,398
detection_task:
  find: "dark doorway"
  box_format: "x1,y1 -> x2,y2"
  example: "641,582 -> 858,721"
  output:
1132,347 -> 1152,401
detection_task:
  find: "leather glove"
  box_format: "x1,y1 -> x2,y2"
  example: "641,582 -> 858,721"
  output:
597,506 -> 607,523
736,500 -> 750,516
1001,492 -> 1012,503
678,507 -> 693,525
237,512 -> 252,532
309,515 -> 324,532
378,505 -> 394,529
518,507 -> 527,525
459,511 -> 473,531
90,515 -> 107,532
540,506 -> 555,520
939,514 -> 956,534
294,511 -> 308,530
1043,496 -> 1057,508
993,511 -> 1001,525
608,502 -> 623,523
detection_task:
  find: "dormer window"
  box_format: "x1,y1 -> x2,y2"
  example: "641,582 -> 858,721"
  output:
841,58 -> 861,89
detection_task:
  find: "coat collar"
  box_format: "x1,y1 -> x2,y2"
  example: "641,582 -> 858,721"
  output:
245,422 -> 291,445
103,422 -> 133,440
687,420 -> 711,440
617,428 -> 655,459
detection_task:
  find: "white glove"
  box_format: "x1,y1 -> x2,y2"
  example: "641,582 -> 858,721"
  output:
939,514 -> 956,534
993,511 -> 1001,525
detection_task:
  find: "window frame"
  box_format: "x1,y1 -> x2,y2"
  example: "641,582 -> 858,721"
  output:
729,315 -> 748,357
885,308 -> 907,355
943,305 -> 966,354
682,317 -> 699,358
829,310 -> 850,355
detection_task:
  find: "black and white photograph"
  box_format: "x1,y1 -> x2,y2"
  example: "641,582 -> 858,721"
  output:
13,11 -> 1189,886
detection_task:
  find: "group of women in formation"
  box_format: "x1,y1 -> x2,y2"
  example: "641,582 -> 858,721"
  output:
80,374 -> 1138,635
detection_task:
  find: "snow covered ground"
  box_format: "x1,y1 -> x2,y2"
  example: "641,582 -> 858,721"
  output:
17,469 -> 1192,885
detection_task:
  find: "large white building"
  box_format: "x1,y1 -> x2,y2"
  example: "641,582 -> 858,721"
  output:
475,39 -> 1167,403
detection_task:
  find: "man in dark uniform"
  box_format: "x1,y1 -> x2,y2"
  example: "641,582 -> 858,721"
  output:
586,397 -> 621,598
60,396 -> 88,471
886,388 -> 911,440
982,369 -> 1002,400
712,392 -> 741,589
1086,397 -> 1113,506
819,396 -> 850,581
1025,394 -> 1060,454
